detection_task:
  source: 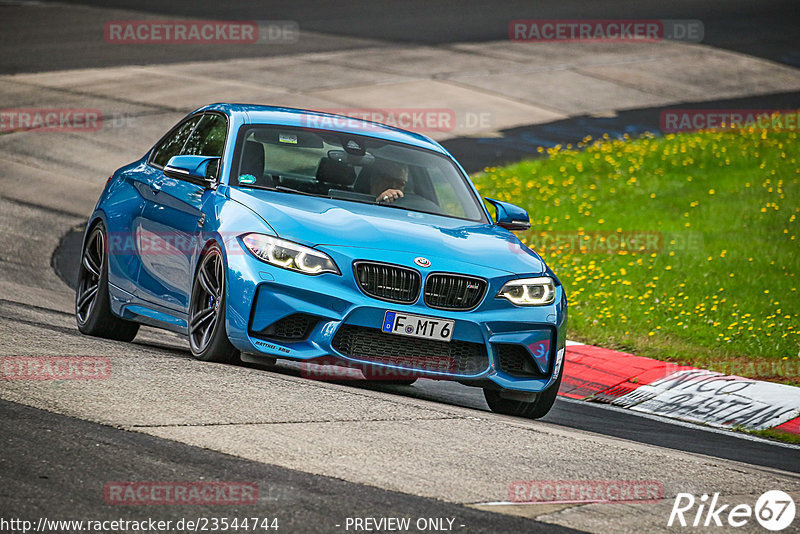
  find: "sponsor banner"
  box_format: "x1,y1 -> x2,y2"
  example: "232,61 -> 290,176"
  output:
560,345 -> 683,400
104,482 -> 258,505
613,369 -> 800,430
560,345 -> 800,434
660,109 -> 800,133
1,357 -> 111,380
0,108 -> 102,133
509,19 -> 703,42
509,480 -> 664,504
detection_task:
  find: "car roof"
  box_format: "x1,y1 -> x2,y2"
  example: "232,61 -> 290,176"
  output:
196,103 -> 447,154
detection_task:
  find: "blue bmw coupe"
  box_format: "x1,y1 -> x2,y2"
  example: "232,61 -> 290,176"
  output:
76,104 -> 567,418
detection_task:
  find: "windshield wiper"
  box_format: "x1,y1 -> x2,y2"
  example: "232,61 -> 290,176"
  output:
275,185 -> 318,196
237,183 -> 320,197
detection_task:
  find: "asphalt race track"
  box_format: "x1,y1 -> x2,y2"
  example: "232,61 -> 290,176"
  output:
3,0 -> 799,72
1,2 -> 800,533
35,230 -> 800,475
2,399 -> 576,533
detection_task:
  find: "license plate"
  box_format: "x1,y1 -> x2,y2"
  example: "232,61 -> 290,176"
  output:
381,311 -> 454,342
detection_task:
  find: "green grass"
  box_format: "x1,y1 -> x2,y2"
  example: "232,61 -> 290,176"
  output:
472,125 -> 800,383
747,428 -> 800,444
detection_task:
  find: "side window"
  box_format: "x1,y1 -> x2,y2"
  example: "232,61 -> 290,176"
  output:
151,116 -> 202,168
183,114 -> 228,158
183,114 -> 228,180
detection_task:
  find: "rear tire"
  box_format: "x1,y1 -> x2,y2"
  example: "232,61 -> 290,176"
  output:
75,223 -> 139,342
188,244 -> 239,363
484,362 -> 563,419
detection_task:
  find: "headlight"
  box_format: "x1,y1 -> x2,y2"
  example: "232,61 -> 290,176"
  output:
241,233 -> 340,275
497,277 -> 555,306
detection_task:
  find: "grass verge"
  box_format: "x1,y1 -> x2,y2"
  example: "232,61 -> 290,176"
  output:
741,427 -> 800,445
472,124 -> 799,385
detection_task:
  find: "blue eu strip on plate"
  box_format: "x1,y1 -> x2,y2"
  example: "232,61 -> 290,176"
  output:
382,311 -> 396,332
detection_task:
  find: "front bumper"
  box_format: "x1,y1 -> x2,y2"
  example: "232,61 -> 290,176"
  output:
224,241 -> 567,393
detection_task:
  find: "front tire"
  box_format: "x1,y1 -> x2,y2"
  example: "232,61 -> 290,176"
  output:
75,223 -> 139,341
483,362 -> 563,419
188,244 -> 239,363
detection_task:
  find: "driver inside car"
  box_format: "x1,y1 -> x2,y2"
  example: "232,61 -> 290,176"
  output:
369,160 -> 409,204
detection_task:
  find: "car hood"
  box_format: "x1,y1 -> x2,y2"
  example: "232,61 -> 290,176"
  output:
228,188 -> 546,276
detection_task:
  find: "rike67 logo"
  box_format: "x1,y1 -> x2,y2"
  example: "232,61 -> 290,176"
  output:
668,490 -> 796,531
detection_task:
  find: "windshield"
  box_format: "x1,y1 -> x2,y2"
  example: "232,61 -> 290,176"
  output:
231,124 -> 487,222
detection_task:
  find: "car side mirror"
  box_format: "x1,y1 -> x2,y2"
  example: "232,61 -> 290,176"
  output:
485,197 -> 531,231
163,155 -> 220,188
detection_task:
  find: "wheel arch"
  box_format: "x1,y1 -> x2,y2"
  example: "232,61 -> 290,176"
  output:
193,235 -> 229,280
192,234 -> 234,320
81,210 -> 109,251
187,234 -> 240,363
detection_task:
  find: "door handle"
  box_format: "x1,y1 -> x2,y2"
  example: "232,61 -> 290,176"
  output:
150,182 -> 162,195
